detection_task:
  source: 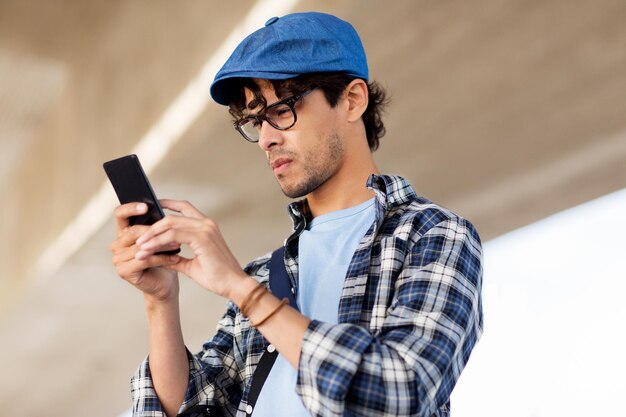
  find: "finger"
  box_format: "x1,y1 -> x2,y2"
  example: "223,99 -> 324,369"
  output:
112,236 -> 153,264
117,254 -> 181,280
136,242 -> 182,259
136,227 -> 207,260
112,249 -> 136,265
114,203 -> 148,234
135,229 -> 189,259
135,215 -> 206,246
142,254 -> 181,269
111,233 -> 171,264
160,199 -> 205,219
112,225 -> 151,253
162,256 -> 191,275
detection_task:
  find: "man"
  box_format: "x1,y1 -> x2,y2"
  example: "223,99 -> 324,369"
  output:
111,12 -> 483,417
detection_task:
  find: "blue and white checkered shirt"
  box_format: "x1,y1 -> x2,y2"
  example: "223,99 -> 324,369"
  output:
131,174 -> 484,417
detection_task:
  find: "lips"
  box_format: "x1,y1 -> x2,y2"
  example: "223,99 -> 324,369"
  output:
270,157 -> 292,175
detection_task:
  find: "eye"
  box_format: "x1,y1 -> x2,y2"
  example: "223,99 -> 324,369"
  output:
269,104 -> 292,119
240,117 -> 262,130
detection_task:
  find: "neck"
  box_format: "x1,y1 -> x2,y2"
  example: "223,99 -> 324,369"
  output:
306,156 -> 379,218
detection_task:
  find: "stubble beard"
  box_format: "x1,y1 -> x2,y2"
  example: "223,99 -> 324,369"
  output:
278,131 -> 344,199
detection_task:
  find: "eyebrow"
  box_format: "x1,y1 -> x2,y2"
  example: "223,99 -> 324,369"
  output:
243,94 -> 289,117
244,97 -> 265,116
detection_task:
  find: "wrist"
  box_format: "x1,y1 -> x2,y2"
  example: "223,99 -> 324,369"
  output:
144,290 -> 179,311
228,274 -> 262,307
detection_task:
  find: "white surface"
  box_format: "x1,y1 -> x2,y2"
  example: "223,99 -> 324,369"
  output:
452,187 -> 626,416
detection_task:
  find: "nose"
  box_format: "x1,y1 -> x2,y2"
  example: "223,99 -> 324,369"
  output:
257,121 -> 283,151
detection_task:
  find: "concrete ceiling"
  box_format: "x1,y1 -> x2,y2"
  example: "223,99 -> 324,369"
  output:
1,1 -> 625,416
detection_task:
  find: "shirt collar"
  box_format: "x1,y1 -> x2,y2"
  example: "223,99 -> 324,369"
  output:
287,174 -> 417,232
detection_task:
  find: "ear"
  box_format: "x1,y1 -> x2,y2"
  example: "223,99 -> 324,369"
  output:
343,79 -> 369,123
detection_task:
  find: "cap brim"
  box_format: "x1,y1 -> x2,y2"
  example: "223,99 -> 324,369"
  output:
210,71 -> 300,106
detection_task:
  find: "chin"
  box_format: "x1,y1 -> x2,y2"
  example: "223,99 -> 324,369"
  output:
276,177 -> 306,199
278,175 -> 328,199
280,184 -> 307,199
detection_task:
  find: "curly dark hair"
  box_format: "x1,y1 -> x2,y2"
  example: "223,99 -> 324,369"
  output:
226,72 -> 389,151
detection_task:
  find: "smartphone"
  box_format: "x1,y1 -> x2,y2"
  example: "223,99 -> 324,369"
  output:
103,154 -> 180,255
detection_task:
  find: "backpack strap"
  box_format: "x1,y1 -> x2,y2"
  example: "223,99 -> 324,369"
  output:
268,246 -> 298,308
244,246 -> 298,415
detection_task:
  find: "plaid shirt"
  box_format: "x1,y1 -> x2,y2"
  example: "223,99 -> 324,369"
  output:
131,174 -> 483,417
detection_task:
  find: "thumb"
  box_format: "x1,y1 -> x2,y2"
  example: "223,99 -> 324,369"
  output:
163,256 -> 192,276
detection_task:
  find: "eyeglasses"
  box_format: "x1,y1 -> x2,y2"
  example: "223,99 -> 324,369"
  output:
234,90 -> 312,143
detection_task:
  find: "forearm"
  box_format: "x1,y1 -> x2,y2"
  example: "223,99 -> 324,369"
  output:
144,294 -> 189,417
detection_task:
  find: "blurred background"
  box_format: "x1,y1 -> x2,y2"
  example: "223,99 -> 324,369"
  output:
1,0 -> 625,416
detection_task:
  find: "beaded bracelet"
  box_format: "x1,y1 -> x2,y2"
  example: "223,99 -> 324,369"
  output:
251,298 -> 289,327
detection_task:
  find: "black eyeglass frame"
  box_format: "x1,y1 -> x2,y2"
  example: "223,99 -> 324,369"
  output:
233,90 -> 313,143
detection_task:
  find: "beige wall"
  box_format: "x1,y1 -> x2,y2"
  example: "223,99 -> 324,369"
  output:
1,1 -> 626,415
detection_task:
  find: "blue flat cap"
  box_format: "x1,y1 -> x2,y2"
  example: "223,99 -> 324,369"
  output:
210,12 -> 369,105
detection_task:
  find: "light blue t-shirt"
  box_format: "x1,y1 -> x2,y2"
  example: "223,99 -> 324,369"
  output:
252,198 -> 376,417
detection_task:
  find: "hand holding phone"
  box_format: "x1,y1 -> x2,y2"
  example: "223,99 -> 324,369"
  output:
103,154 -> 180,255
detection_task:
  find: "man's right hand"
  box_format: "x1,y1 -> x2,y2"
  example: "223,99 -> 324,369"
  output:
111,202 -> 181,302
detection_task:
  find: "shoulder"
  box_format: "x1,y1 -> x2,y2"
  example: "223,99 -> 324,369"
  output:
383,195 -> 481,246
369,174 -> 480,243
383,198 -> 483,284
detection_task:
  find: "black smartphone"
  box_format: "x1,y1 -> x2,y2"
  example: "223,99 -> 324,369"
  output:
103,154 -> 180,255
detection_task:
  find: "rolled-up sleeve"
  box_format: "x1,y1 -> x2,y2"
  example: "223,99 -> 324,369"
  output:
296,218 -> 483,417
131,302 -> 244,417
